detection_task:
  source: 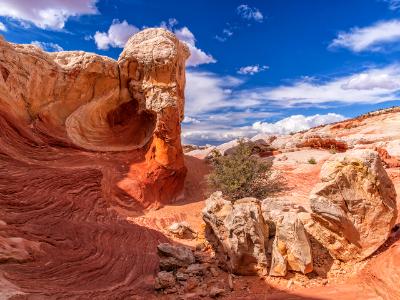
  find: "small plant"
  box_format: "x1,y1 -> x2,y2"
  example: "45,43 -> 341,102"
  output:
308,157 -> 317,164
207,139 -> 277,201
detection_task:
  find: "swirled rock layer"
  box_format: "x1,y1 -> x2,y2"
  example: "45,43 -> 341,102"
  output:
0,28 -> 189,298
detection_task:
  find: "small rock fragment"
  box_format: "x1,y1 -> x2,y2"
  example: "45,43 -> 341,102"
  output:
155,271 -> 176,290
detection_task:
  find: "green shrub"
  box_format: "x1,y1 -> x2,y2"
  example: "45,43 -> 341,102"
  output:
308,157 -> 317,164
207,139 -> 276,201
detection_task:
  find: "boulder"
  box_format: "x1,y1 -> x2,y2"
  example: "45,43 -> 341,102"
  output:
202,192 -> 269,275
157,243 -> 195,270
154,271 -> 176,290
167,222 -> 197,239
300,150 -> 397,261
262,198 -> 313,276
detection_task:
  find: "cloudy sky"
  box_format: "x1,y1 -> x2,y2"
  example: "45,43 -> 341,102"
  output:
1,0 -> 400,145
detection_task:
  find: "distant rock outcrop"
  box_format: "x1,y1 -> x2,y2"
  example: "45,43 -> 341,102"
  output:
299,150 -> 397,261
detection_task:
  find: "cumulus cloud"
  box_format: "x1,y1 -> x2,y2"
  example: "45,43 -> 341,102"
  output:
342,71 -> 400,90
0,0 -> 97,30
182,112 -> 344,145
182,110 -> 276,145
252,113 -> 345,135
94,19 -> 139,50
237,4 -> 264,22
0,22 -> 7,32
185,65 -> 400,124
185,71 -> 251,115
329,19 -> 400,52
31,41 -> 64,52
255,64 -> 400,106
183,116 -> 200,124
174,27 -> 216,67
183,64 -> 400,144
238,65 -> 269,75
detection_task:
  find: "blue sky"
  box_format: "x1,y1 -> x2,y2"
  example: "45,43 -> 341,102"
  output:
0,0 -> 399,145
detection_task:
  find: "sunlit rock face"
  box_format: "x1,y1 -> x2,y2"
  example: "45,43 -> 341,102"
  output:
0,28 -> 189,297
0,28 -> 189,207
300,149 -> 397,261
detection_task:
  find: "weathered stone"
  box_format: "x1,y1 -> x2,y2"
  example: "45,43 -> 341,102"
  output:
186,263 -> 208,276
157,243 -> 195,270
0,28 -> 189,208
209,287 -> 225,298
262,198 -> 313,276
167,222 -> 197,239
154,271 -> 176,290
300,149 -> 397,261
202,192 -> 269,275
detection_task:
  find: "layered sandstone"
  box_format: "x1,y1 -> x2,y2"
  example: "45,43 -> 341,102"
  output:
0,29 -> 189,298
0,28 -> 189,207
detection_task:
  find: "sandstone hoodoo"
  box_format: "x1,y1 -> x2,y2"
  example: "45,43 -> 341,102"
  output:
0,28 -> 189,208
0,28 -> 190,298
299,149 -> 398,261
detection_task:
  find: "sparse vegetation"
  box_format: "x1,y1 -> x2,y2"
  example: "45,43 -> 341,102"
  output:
207,139 -> 280,201
308,157 -> 317,164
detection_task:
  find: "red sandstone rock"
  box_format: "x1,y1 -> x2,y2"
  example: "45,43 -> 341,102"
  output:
0,28 -> 189,298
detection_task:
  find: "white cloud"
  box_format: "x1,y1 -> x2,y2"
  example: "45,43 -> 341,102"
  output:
94,19 -> 139,50
181,111 -> 344,145
182,111 -> 272,145
183,116 -> 200,124
238,65 -> 269,75
252,113 -> 345,135
160,18 -> 178,31
0,0 -> 97,30
342,71 -> 400,90
237,4 -> 264,22
186,71 -> 254,115
183,64 -> 400,144
330,19 -> 400,52
174,27 -> 216,67
186,65 -> 400,112
31,41 -> 64,52
253,64 -> 400,106
0,22 -> 7,32
384,0 -> 400,10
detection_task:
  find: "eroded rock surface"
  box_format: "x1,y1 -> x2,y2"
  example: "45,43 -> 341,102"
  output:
0,28 -> 189,298
0,28 -> 189,208
202,192 -> 269,275
300,149 -> 397,261
262,198 -> 313,276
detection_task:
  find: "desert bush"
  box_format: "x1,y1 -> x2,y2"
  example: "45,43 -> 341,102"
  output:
308,157 -> 317,164
207,139 -> 279,201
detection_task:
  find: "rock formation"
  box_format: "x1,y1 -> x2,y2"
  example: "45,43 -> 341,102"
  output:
262,198 -> 313,276
202,192 -> 269,275
0,29 -> 189,298
299,149 -> 397,261
0,28 -> 189,208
